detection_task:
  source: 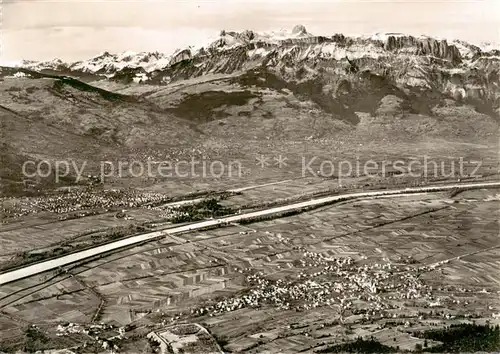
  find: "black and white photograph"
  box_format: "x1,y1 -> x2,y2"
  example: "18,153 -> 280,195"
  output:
0,0 -> 499,352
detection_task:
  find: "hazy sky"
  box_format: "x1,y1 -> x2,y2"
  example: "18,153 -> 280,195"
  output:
2,0 -> 499,62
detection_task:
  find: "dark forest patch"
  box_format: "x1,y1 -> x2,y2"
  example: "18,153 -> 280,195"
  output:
168,90 -> 260,122
413,323 -> 500,353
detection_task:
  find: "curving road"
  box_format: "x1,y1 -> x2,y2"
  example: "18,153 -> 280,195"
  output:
1,181 -> 499,286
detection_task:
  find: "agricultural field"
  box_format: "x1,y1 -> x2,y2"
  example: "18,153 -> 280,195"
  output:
0,186 -> 499,352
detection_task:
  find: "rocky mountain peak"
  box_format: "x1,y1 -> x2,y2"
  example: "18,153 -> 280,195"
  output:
292,25 -> 308,36
381,35 -> 463,64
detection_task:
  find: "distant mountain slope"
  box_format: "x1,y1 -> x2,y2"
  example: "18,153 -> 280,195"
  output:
0,67 -> 208,194
0,68 -> 201,151
1,27 -> 499,195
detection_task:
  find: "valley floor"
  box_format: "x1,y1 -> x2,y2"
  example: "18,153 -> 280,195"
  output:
0,173 -> 499,353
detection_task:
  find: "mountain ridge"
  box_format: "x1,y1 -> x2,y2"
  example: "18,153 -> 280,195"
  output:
11,27 -> 499,117
17,27 -> 500,77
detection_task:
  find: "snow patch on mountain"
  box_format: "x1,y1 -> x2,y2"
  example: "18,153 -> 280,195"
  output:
257,26 -> 313,42
367,32 -> 406,41
20,58 -> 66,71
247,47 -> 272,58
71,51 -> 169,73
451,40 -> 481,60
4,71 -> 31,79
20,51 -> 171,75
480,42 -> 500,53
316,42 -> 386,60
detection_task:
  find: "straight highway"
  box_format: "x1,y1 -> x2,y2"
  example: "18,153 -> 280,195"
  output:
1,181 -> 499,286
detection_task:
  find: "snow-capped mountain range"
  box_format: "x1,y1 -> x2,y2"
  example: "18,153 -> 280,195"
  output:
5,25 -> 500,114
17,25 -> 500,79
16,25 -> 314,76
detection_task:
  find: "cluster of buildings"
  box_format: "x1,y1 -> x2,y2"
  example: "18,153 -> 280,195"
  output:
1,189 -> 172,218
147,323 -> 223,354
55,323 -> 115,337
186,252 -> 487,322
